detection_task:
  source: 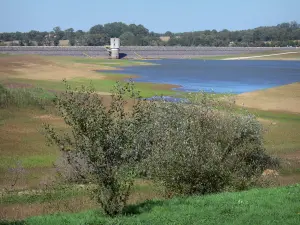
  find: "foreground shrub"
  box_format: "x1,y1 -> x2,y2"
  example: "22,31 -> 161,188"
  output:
44,81 -> 153,216
143,93 -> 278,196
45,82 -> 277,215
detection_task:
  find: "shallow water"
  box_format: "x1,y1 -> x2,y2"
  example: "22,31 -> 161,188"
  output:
102,59 -> 300,94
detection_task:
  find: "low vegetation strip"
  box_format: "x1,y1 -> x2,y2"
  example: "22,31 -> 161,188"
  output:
223,51 -> 299,60
0,54 -> 177,98
1,186 -> 88,205
5,184 -> 299,225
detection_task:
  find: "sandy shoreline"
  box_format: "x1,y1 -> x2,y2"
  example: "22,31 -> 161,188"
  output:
223,52 -> 299,60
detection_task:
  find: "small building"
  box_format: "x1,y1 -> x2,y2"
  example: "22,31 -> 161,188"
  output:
110,38 -> 120,59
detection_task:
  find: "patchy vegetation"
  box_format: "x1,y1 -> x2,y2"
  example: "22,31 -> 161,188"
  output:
0,83 -> 53,108
0,54 -> 175,98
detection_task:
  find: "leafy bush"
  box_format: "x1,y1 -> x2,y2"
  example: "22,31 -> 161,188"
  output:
45,82 -> 277,216
143,93 -> 278,196
44,81 -> 154,216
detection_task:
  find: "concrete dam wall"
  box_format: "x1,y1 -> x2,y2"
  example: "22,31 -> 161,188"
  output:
0,46 -> 295,58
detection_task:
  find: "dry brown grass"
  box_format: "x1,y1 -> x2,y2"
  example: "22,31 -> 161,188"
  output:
159,36 -> 171,42
59,40 -> 69,46
0,108 -> 65,190
0,55 -> 116,81
0,196 -> 96,220
279,150 -> 300,160
0,180 -> 162,220
236,82 -> 300,113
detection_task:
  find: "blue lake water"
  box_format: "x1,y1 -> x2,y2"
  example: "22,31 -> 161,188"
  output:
102,59 -> 300,94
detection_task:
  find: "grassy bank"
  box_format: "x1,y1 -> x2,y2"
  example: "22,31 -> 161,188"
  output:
0,54 -> 177,98
4,184 -> 299,225
44,56 -> 157,67
1,77 -> 177,98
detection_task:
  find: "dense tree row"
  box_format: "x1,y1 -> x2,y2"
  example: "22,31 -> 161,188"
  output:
1,21 -> 299,47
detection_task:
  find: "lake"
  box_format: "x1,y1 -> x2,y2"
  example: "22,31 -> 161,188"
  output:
102,59 -> 300,94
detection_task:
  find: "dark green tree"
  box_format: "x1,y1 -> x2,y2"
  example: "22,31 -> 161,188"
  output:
119,32 -> 136,45
53,26 -> 64,46
89,24 -> 104,34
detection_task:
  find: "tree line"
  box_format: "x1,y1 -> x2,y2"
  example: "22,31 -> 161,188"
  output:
1,21 -> 299,47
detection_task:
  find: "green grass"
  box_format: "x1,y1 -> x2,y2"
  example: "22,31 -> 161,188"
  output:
263,120 -> 300,154
2,77 -> 177,98
47,56 -> 156,67
242,108 -> 300,154
248,109 -> 300,123
7,184 -> 299,225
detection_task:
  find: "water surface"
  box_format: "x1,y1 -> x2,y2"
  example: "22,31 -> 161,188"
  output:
103,59 -> 300,94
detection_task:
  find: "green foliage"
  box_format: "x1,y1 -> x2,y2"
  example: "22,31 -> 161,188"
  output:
53,27 -> 64,46
2,21 -> 299,46
104,22 -> 128,38
44,81 -> 154,216
64,28 -> 76,46
120,32 -> 136,46
9,184 -> 300,225
43,82 -> 277,215
143,93 -> 278,196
